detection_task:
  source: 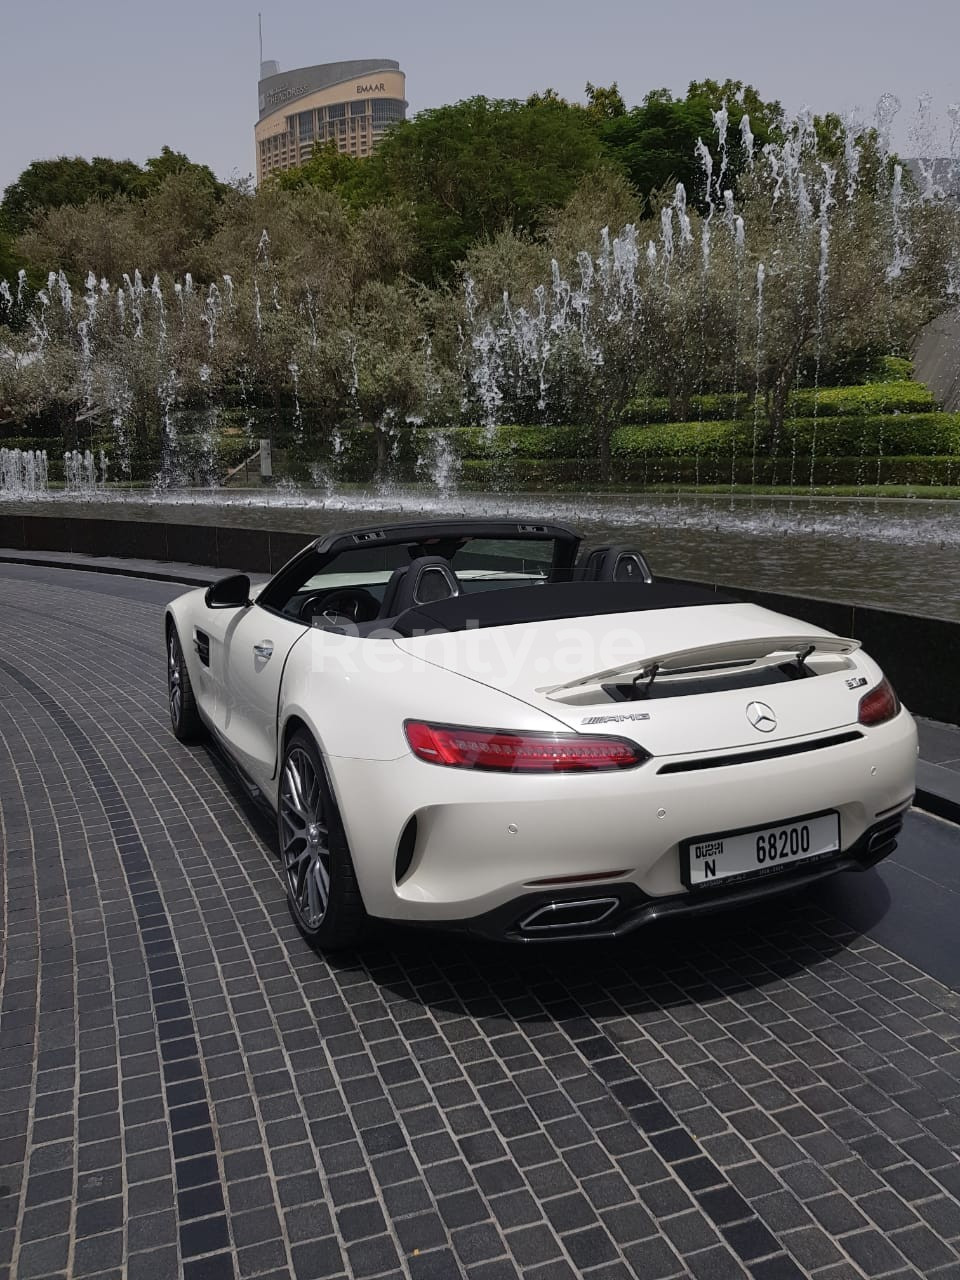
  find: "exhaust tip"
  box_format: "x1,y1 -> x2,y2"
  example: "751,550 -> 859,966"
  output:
867,831 -> 896,856
519,897 -> 620,933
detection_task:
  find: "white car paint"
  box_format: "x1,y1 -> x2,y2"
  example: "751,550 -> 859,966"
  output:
165,561 -> 917,935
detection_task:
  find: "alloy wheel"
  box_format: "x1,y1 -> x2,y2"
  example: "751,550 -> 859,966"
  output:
280,746 -> 331,927
168,631 -> 183,728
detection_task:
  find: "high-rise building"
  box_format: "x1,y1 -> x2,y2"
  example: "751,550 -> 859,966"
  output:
256,58 -> 407,182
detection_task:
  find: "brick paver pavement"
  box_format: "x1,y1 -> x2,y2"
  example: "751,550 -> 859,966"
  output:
1,565 -> 960,1280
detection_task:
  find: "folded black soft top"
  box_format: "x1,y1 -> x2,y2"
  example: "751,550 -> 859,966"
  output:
393,580 -> 729,636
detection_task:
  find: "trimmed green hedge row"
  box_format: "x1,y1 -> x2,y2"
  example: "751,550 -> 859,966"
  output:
865,356 -> 914,383
455,412 -> 960,463
615,413 -> 960,458
456,425 -> 588,460
614,420 -> 748,457
460,454 -> 960,487
622,377 -> 933,424
623,392 -> 751,423
785,380 -> 937,417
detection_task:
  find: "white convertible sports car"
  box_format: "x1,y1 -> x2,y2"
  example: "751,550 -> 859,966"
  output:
165,519 -> 917,949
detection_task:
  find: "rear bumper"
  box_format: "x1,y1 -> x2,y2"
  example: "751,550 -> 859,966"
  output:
329,710 -> 917,922
394,808 -> 907,942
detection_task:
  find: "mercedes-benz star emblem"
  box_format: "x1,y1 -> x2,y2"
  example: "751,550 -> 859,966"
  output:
746,701 -> 778,733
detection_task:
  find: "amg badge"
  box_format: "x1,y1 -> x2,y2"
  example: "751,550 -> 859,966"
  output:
581,712 -> 651,725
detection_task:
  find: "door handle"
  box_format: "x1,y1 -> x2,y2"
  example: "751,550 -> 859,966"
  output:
253,641 -> 274,660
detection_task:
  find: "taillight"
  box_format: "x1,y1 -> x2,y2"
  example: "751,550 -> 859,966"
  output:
858,678 -> 900,726
404,721 -> 648,773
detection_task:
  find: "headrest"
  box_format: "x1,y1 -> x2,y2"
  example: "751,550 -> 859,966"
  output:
379,556 -> 461,618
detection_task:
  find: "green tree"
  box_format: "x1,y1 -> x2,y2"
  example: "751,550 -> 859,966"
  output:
266,142 -> 368,203
0,221 -> 20,286
1,156 -> 144,234
595,80 -> 782,211
357,95 -> 605,279
1,149 -> 223,239
326,281 -> 438,480
686,79 -> 784,138
141,146 -> 221,195
18,170 -> 224,280
584,82 -> 627,121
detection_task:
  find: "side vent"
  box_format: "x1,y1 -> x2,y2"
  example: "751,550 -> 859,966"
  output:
194,629 -> 210,667
395,816 -> 418,884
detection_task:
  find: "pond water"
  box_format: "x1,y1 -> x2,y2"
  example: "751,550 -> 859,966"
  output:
5,487 -> 960,620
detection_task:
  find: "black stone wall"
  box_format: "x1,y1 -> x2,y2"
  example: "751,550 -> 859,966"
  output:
0,512 -> 309,575
661,579 -> 960,728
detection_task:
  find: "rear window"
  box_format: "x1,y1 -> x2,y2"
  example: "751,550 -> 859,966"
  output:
449,538 -> 554,587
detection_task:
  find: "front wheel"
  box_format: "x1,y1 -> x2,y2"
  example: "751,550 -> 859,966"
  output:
167,624 -> 204,742
278,730 -> 369,950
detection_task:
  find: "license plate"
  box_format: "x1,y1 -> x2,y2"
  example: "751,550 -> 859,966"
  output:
682,811 -> 841,889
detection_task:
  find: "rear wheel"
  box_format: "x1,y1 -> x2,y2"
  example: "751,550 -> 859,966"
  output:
279,730 -> 369,950
167,624 -> 203,742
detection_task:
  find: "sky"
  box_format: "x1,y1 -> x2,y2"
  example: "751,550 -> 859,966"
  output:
2,0 -> 959,193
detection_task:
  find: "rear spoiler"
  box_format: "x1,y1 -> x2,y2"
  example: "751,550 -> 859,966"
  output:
539,635 -> 860,697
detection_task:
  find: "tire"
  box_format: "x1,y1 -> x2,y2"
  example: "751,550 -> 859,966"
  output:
167,623 -> 204,743
278,729 -> 369,950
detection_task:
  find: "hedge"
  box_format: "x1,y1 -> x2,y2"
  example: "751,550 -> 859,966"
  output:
644,454 -> 960,487
453,412 -> 960,464
776,413 -> 960,456
866,355 -> 914,383
615,413 -> 960,459
459,454 -> 960,488
454,424 -> 590,461
785,380 -> 936,417
453,421 -> 751,462
613,420 -> 746,458
621,377 -> 934,425
623,391 -> 751,423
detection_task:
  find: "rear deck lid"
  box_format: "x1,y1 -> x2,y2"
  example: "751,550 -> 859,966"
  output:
394,602 -> 866,754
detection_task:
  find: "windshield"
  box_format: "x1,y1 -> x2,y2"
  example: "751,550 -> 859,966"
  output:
297,536 -> 555,596
263,533 -> 564,621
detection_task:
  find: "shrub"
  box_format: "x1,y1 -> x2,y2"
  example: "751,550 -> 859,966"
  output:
458,453 -> 960,489
612,419 -> 747,457
622,391 -> 750,423
451,411 -> 960,468
622,377 -> 933,424
785,380 -> 936,417
781,413 -> 960,455
611,413 -> 960,460
648,454 -> 960,487
454,424 -> 590,460
866,355 -> 914,383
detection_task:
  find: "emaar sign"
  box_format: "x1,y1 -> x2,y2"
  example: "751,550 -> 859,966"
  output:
357,82 -> 386,94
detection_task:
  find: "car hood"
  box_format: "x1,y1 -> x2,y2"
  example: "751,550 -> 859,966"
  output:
393,602 -> 870,755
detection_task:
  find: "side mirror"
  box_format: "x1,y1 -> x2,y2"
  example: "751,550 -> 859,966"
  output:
204,574 -> 251,609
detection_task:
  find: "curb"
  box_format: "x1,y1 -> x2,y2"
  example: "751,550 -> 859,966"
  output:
915,761 -> 960,826
0,552 -> 214,588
